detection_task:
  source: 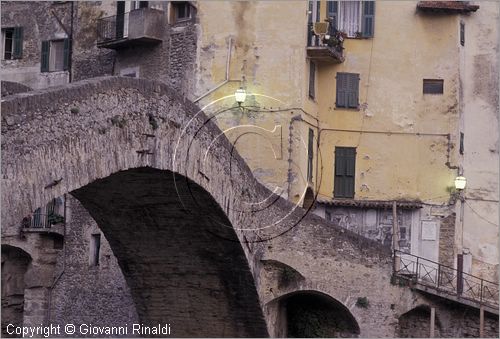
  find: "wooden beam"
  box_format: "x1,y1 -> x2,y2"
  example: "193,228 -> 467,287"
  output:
392,201 -> 399,251
430,307 -> 436,338
480,306 -> 484,337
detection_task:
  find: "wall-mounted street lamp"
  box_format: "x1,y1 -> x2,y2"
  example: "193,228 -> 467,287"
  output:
455,176 -> 467,190
235,88 -> 246,106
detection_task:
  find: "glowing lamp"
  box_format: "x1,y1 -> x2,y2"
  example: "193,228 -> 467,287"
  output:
235,88 -> 246,105
454,176 -> 467,190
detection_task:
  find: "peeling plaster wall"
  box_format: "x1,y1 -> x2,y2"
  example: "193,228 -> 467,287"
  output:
195,1 -> 308,199
315,1 -> 459,203
458,1 -> 500,282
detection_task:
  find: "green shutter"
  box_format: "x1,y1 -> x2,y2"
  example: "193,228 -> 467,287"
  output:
309,61 -> 315,99
41,41 -> 50,72
316,0 -> 320,22
347,74 -> 359,108
12,27 -> 23,59
327,1 -> 338,30
63,38 -> 70,71
336,73 -> 347,108
307,129 -> 314,181
334,147 -> 356,198
361,1 -> 375,38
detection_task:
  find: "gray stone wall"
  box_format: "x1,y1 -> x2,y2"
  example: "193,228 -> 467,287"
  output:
0,1 -> 114,89
49,195 -> 139,337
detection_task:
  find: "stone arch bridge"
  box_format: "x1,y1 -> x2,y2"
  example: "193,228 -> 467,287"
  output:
0,77 -> 478,337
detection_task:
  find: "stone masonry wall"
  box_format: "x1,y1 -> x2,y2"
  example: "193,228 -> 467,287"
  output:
49,195 -> 139,337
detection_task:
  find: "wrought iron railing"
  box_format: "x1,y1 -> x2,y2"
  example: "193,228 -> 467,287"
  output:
97,12 -> 129,43
394,250 -> 499,309
306,20 -> 344,54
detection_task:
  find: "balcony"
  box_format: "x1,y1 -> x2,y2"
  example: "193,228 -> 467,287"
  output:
417,1 -> 479,14
307,21 -> 344,64
394,250 -> 499,315
97,8 -> 166,49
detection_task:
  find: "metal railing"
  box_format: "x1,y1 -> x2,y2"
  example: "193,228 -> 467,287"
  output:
97,12 -> 129,43
306,19 -> 344,54
394,250 -> 499,309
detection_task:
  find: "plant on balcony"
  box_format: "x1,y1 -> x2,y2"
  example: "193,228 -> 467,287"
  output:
48,212 -> 65,225
322,30 -> 345,51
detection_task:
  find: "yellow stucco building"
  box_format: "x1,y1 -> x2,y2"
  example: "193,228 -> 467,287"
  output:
192,0 -> 499,284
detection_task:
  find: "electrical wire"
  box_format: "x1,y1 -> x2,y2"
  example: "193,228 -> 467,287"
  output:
464,200 -> 498,227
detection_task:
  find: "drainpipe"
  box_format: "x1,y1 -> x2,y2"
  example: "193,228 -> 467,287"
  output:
194,37 -> 238,103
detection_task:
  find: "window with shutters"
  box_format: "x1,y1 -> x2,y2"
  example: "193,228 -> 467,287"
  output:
309,61 -> 316,99
307,128 -> 314,182
328,1 -> 375,38
41,39 -> 69,72
334,147 -> 356,198
336,72 -> 359,109
2,27 -> 23,60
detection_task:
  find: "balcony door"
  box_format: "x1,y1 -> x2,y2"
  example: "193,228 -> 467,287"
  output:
116,1 -> 125,39
307,0 -> 321,46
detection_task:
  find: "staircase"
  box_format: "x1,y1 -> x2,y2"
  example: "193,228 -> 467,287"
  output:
393,250 -> 499,315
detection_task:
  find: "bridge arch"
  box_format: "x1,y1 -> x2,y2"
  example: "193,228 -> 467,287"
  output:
2,76 -> 419,337
1,245 -> 32,338
1,76 -> 301,336
266,289 -> 360,338
397,304 -> 442,338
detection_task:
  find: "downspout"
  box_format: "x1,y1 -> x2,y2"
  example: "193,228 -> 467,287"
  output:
194,37 -> 238,103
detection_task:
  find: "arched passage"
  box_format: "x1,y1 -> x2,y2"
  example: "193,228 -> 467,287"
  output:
398,305 -> 441,338
1,245 -> 32,338
270,290 -> 360,338
71,167 -> 268,337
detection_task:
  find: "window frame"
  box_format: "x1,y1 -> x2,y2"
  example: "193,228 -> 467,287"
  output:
2,27 -> 23,60
335,72 -> 360,109
423,79 -> 444,95
89,233 -> 101,266
334,146 -> 356,199
172,1 -> 192,23
307,128 -> 314,182
41,38 -> 69,73
308,61 -> 316,100
328,1 -> 375,38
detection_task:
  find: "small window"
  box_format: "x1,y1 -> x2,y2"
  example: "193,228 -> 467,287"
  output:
334,147 -> 356,198
460,22 -> 465,46
2,27 -> 23,60
423,79 -> 444,94
307,128 -> 314,182
173,2 -> 192,22
336,72 -> 359,108
41,39 -> 69,72
131,1 -> 148,10
90,234 -> 101,266
309,61 -> 316,99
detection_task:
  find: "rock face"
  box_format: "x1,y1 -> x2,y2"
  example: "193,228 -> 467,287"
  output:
1,76 -> 498,337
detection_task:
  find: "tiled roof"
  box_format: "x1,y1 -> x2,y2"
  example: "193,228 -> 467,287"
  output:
316,198 -> 423,209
